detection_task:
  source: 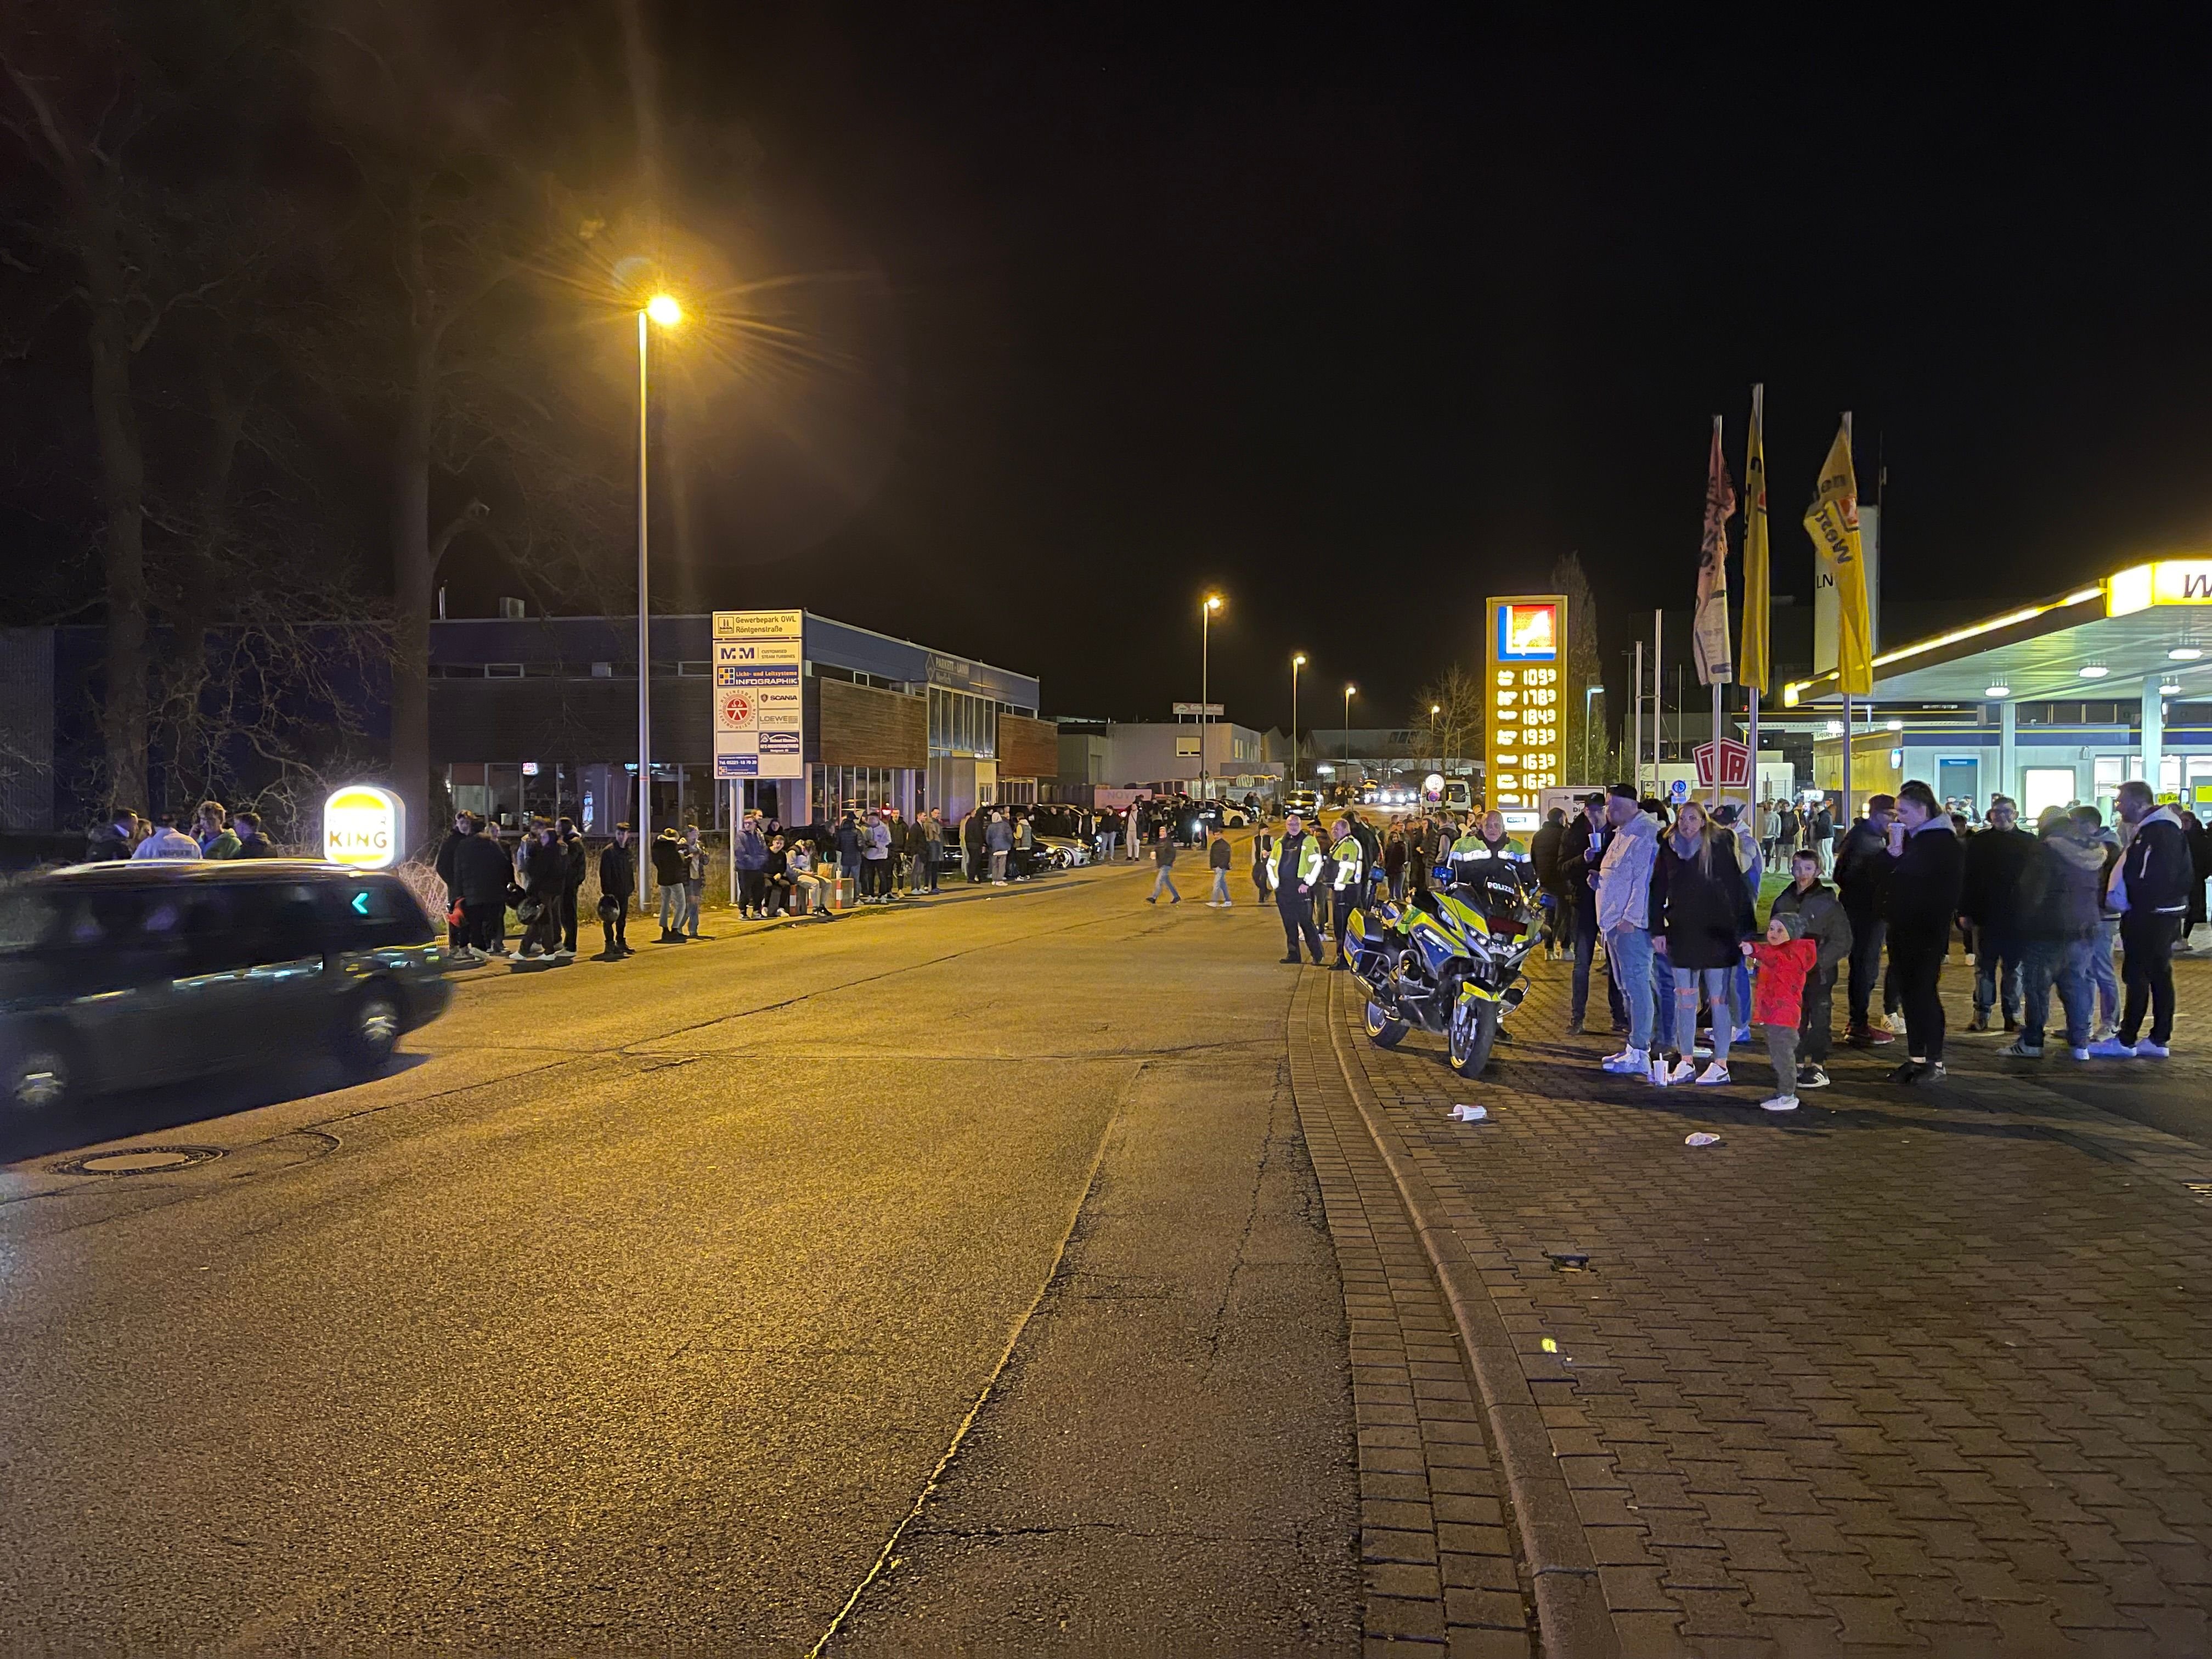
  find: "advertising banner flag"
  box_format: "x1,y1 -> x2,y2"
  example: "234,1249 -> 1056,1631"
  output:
1740,386 -> 1770,695
1692,415 -> 1737,686
1804,420 -> 1874,695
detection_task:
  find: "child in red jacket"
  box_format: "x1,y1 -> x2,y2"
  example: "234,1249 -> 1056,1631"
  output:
1744,913 -> 1820,1112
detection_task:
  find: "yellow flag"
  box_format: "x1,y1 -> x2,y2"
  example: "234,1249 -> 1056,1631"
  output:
1804,419 -> 1874,695
1740,386 -> 1770,695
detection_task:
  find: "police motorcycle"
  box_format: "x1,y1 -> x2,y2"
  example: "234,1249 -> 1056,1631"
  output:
1345,842 -> 1543,1077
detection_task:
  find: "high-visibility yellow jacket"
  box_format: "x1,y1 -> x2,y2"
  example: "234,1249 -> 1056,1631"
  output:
1266,832 -> 1326,891
1329,833 -> 1365,889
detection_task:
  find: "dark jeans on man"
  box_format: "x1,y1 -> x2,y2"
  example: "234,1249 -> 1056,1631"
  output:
461,898 -> 503,953
2120,911 -> 2183,1047
2022,935 -> 2091,1052
1278,891 -> 1323,961
1572,894 -> 1627,1029
738,869 -> 766,914
1845,908 -> 1886,1027
560,888 -> 582,954
1891,940 -> 1948,1063
1331,885 -> 1359,958
600,901 -> 629,956
1972,927 -> 2025,1022
1798,967 -> 1835,1064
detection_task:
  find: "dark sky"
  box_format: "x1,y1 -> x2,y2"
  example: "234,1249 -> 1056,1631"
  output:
631,8 -> 2212,732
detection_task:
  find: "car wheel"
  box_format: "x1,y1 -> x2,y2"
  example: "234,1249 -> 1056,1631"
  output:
1364,1001 -> 1409,1048
5,1042 -> 71,1113
335,988 -> 402,1081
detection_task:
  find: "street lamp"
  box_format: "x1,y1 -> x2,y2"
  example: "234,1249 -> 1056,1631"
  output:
1583,684 -> 1601,783
1290,652 -> 1307,795
1430,703 -> 1441,776
1343,684 -> 1357,780
636,292 -> 681,907
1200,592 -> 1223,797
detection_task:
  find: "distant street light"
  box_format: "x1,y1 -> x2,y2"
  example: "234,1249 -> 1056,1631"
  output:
1290,652 -> 1307,795
1343,685 -> 1357,776
1583,684 -> 1601,782
636,293 -> 682,907
1430,702 -> 1441,776
1200,593 -> 1223,797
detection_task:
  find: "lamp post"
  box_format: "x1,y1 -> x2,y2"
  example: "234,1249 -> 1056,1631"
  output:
1583,684 -> 1601,783
1290,652 -> 1306,797
635,292 -> 682,909
1430,702 -> 1441,777
1200,593 -> 1223,797
1343,684 -> 1357,785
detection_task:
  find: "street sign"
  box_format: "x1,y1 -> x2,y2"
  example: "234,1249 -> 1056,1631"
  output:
1172,701 -> 1224,716
1694,737 -> 1752,790
711,611 -> 804,780
1668,777 -> 1690,804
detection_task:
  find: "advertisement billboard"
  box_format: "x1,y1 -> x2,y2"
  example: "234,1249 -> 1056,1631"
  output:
710,611 -> 804,780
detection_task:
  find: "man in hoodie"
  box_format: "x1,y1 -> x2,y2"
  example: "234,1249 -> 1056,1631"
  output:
2070,804 -> 2124,1040
1876,780 -> 1966,1084
1835,793 -> 1898,1047
453,815 -> 515,960
435,810 -> 479,952
1959,797 -> 2037,1035
1769,847 -> 1852,1089
2092,779 -> 2192,1057
733,812 -> 770,918
598,823 -> 636,957
651,826 -> 689,941
985,808 -> 1014,884
1595,785 -> 1661,1076
2005,807 -> 2102,1060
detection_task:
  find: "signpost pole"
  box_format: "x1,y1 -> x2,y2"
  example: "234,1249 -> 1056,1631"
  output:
636,311 -> 653,913
1632,642 -> 1643,791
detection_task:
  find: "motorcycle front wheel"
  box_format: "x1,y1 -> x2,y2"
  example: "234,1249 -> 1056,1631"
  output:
1364,1000 -> 1409,1048
1446,996 -> 1500,1077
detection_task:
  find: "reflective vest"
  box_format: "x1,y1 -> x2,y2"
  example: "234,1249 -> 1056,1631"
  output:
1268,833 -> 1325,891
1329,833 -> 1365,889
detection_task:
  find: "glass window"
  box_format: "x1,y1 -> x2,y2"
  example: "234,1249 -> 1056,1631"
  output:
2022,768 -> 2076,820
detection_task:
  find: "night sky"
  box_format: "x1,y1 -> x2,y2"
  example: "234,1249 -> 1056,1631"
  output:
469,12 -> 2212,730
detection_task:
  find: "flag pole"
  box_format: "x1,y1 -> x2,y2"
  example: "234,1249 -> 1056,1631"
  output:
1840,410 -> 1854,827
1652,608 -> 1663,791
1745,383 -> 1764,808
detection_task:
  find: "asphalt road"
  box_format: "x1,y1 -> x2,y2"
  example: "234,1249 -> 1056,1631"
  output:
0,855 -> 1359,1655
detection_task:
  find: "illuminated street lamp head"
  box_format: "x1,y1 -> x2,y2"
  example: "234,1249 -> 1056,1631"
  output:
1293,652 -> 1306,667
1430,703 -> 1441,716
1345,684 -> 1357,697
645,293 -> 682,328
1204,593 -> 1223,613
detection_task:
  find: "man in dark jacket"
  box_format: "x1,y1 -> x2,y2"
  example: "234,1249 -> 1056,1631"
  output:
84,808 -> 137,862
454,819 -> 514,960
1531,807 -> 1568,962
733,813 -> 770,918
650,827 -> 688,940
1959,797 -> 2038,1034
1876,780 -> 1966,1082
556,817 -> 589,957
598,823 -> 636,957
435,810 -> 477,951
1769,848 -> 1852,1088
516,819 -> 569,960
1558,794 -> 1626,1035
1835,793 -> 1897,1046
2094,781 -> 2193,1056
2005,808 -> 2103,1059
232,811 -> 278,856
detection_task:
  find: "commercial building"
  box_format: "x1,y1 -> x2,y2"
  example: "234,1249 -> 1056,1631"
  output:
1779,557 -> 2212,820
431,612 -> 1051,831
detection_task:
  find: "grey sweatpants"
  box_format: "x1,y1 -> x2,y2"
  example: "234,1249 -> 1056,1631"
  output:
1760,1022 -> 1798,1089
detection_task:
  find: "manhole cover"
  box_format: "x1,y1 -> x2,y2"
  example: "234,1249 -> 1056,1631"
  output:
52,1145 -> 224,1177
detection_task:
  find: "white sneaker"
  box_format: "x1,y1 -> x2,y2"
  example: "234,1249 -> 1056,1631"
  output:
1601,1046 -> 1648,1075
1760,1094 -> 1799,1112
2068,1047 -> 2091,1061
1695,1062 -> 1730,1086
2087,1037 -> 2138,1058
1666,1058 -> 1696,1085
2137,1041 -> 2171,1058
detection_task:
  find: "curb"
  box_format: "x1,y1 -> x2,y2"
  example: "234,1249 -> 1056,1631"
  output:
1323,972 -> 1620,1659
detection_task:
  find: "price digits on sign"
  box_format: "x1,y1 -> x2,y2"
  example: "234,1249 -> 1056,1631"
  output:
1491,665 -> 1560,798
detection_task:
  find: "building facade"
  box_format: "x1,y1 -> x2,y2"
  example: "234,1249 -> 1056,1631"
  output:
431,612 -> 1047,831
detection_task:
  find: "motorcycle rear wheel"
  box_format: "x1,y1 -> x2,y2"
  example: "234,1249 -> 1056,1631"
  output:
1446,996 -> 1500,1077
1364,1000 -> 1409,1048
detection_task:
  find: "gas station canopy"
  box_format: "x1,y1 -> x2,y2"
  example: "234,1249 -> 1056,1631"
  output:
1782,559 -> 2212,707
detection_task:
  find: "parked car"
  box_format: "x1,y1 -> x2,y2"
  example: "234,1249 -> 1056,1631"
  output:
1,860 -> 453,1114
1284,788 -> 1321,821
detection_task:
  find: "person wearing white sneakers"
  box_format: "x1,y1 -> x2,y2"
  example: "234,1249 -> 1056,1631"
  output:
1595,786 -> 1662,1077
1745,913 -> 1820,1110
1650,800 -> 1756,1086
2091,780 -> 2192,1058
2005,808 -> 2103,1062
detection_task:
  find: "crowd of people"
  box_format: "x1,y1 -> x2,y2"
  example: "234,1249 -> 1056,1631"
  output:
82,800 -> 280,862
1557,777 -> 2206,1113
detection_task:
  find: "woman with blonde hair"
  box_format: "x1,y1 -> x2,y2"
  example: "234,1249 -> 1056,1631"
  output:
1650,799 -> 1756,1085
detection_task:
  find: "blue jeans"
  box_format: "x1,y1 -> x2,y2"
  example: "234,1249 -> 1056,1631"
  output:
2090,918 -> 2121,1029
1574,898 -> 1627,1026
1606,926 -> 1656,1052
1671,963 -> 1731,1053
1652,950 -> 1677,1050
2022,936 -> 2094,1052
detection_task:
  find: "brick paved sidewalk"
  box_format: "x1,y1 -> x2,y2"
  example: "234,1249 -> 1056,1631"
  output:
1321,956 -> 2212,1657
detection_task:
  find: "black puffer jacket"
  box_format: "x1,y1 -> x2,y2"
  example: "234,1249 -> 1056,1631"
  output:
1879,819 -> 1966,952
1651,828 -> 1756,970
454,833 -> 513,905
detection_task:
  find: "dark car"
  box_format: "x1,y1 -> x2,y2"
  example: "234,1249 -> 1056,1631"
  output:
1,860 -> 454,1114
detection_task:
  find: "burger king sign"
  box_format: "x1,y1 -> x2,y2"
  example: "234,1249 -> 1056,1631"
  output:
323,783 -> 405,870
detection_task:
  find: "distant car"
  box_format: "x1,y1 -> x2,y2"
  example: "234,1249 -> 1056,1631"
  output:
1032,835 -> 1091,868
1189,800 -> 1250,837
1,860 -> 453,1114
1283,789 -> 1321,821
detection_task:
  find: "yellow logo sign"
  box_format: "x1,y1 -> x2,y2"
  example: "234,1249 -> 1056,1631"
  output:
323,784 -> 404,870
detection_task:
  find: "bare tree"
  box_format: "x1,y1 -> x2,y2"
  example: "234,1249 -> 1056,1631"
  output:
1411,664 -> 1486,781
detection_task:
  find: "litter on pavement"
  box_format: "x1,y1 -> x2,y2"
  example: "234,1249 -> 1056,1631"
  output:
1684,1132 -> 1722,1147
1448,1104 -> 1487,1121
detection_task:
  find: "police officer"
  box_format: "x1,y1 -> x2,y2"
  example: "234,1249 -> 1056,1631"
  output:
1269,811 -> 1326,964
1328,815 -> 1367,969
